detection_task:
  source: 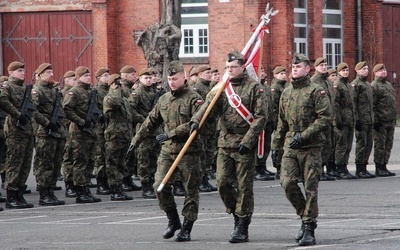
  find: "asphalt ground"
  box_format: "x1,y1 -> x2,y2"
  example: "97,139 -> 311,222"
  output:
0,129 -> 400,249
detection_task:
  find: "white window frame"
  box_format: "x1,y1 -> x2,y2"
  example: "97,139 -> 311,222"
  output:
322,5 -> 342,68
294,4 -> 308,55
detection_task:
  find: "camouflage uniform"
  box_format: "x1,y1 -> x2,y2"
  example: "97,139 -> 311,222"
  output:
122,79 -> 134,98
61,84 -> 74,184
272,75 -> 331,223
0,90 -> 7,188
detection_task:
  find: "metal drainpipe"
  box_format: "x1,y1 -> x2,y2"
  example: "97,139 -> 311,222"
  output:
357,0 -> 362,62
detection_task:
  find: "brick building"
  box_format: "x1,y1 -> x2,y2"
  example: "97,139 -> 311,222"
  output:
1,0 -> 399,108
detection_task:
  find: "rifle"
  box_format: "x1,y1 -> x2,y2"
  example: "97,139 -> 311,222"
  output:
81,88 -> 103,134
16,75 -> 37,130
48,77 -> 66,137
151,87 -> 166,110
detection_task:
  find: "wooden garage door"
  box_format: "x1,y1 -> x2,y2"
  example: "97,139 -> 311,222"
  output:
2,12 -> 92,82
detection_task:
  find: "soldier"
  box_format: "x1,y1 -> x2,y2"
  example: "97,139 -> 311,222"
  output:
310,57 -> 336,181
128,68 -> 160,199
333,62 -> 357,179
327,68 -> 337,83
208,67 -> 220,177
93,68 -> 111,195
0,76 -> 8,207
270,66 -> 287,179
371,63 -> 397,177
120,65 -> 138,98
32,63 -> 66,206
61,71 -> 77,198
352,62 -> 376,178
0,61 -> 35,209
129,61 -> 203,242
191,51 -> 267,243
62,66 -> 102,203
187,67 -> 198,87
272,53 -> 331,246
192,65 -> 218,192
210,68 -> 220,88
103,74 -> 134,201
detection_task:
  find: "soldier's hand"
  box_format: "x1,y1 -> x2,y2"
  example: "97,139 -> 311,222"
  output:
238,144 -> 250,155
355,120 -> 363,131
289,133 -> 304,149
335,122 -> 343,130
156,133 -> 169,144
46,122 -> 58,132
127,144 -> 135,156
84,118 -> 92,127
18,114 -> 28,125
189,122 -> 199,135
373,122 -> 382,131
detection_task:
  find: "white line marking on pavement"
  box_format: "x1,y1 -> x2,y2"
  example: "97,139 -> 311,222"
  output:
0,215 -> 47,222
41,215 -> 109,224
102,215 -> 166,224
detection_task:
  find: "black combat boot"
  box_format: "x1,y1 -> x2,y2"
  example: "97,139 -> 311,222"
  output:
127,177 -> 142,191
204,175 -> 218,191
229,217 -> 251,243
96,177 -> 111,195
375,163 -> 389,177
0,192 -> 6,202
364,164 -> 376,178
230,213 -> 240,237
65,181 -> 76,198
48,187 -> 65,205
383,164 -> 396,176
326,161 -> 337,177
39,187 -> 59,206
198,175 -> 211,192
22,185 -> 31,194
298,222 -> 317,246
110,185 -> 125,201
85,186 -> 102,202
173,180 -> 185,196
0,172 -> 5,189
119,185 -> 133,200
18,186 -> 34,208
295,221 -> 305,242
6,189 -> 26,209
356,164 -> 370,179
142,182 -> 156,199
163,209 -> 182,239
175,217 -> 194,242
75,186 -> 94,203
121,176 -> 133,192
275,165 -> 281,180
255,165 -> 275,181
336,164 -> 356,180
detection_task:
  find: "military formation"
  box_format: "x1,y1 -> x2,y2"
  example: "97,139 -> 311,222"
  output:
0,51 -> 397,246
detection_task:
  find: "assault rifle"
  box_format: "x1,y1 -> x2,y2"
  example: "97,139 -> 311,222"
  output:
16,75 -> 37,130
81,88 -> 102,134
48,77 -> 66,137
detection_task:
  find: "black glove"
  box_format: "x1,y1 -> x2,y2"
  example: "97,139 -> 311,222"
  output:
156,133 -> 169,144
238,144 -> 250,155
18,114 -> 28,125
46,122 -> 58,132
83,118 -> 92,127
190,122 -> 199,135
289,133 -> 305,149
336,122 -> 343,130
355,120 -> 363,131
373,122 -> 382,131
127,144 -> 135,156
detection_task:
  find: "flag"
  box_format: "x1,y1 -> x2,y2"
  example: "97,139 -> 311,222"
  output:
243,26 -> 269,81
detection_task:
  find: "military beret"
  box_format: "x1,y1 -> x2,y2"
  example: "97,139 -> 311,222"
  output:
95,68 -> 109,78
167,61 -> 184,76
337,62 -> 349,72
227,50 -> 244,62
189,67 -> 198,76
273,66 -> 286,74
314,57 -> 327,67
63,70 -> 75,78
148,67 -> 157,75
75,66 -> 90,78
8,61 -> 25,71
355,61 -> 367,71
120,65 -> 136,74
0,76 -> 8,83
373,63 -> 385,73
327,68 -> 337,75
108,74 -> 121,85
197,65 -> 211,73
292,53 -> 310,65
211,68 -> 219,74
139,68 -> 152,76
35,63 -> 53,75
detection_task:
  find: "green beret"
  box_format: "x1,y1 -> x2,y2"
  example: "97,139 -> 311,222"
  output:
355,61 -> 367,71
314,57 -> 327,67
95,68 -> 109,78
167,61 -> 184,76
148,67 -> 158,75
197,65 -> 211,73
35,63 -> 53,75
139,68 -> 152,76
273,66 -> 286,74
8,61 -> 25,71
63,70 -> 75,78
75,66 -> 90,77
373,63 -> 385,73
327,69 -> 337,75
227,50 -> 244,62
189,67 -> 198,76
211,68 -> 219,74
108,74 -> 121,85
337,62 -> 349,72
292,53 -> 310,65
120,65 -> 136,74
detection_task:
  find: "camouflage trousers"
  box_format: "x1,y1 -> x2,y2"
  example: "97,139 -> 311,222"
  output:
200,134 -> 217,175
154,149 -> 201,221
334,125 -> 354,165
256,122 -> 273,166
321,124 -> 332,165
34,136 -> 66,187
5,136 -> 34,191
62,136 -> 73,182
217,147 -> 256,218
0,135 -> 6,174
280,146 -> 321,223
355,124 -> 373,165
94,132 -> 106,179
137,137 -> 159,183
105,140 -> 128,186
71,135 -> 96,187
373,121 -> 395,165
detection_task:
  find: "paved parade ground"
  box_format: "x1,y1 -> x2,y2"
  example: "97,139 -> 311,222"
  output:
0,129 -> 400,249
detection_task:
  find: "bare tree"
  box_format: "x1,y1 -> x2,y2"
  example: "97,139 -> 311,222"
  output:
135,0 -> 182,88
365,19 -> 378,79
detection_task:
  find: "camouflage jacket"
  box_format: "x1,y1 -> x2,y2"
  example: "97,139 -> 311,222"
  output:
103,87 -> 134,142
193,77 -> 217,136
333,75 -> 354,126
352,75 -> 374,124
122,79 -> 134,98
272,76 -> 331,149
371,77 -> 397,122
129,83 -> 157,124
131,83 -> 203,153
310,71 -> 335,120
270,78 -> 286,129
32,80 -> 67,139
95,81 -> 109,135
0,76 -> 35,138
61,84 -> 73,137
191,71 -> 267,150
260,83 -> 273,126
